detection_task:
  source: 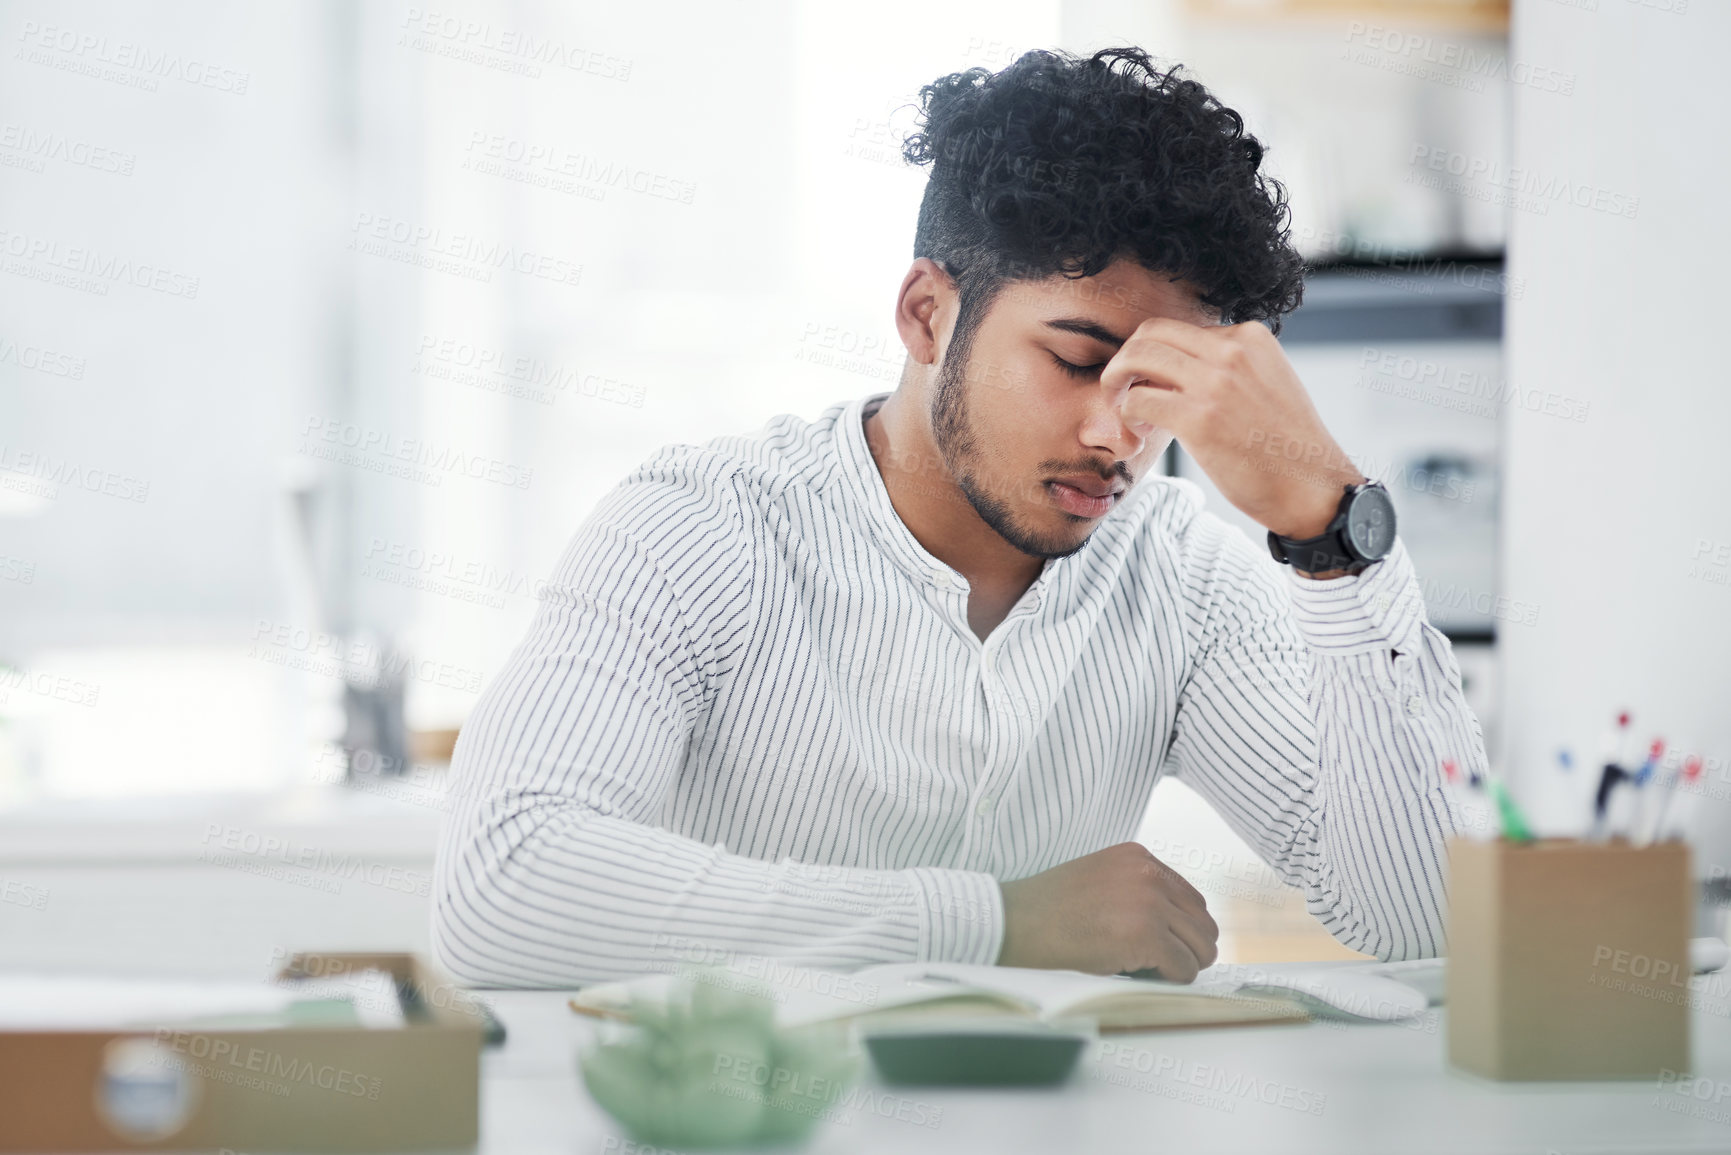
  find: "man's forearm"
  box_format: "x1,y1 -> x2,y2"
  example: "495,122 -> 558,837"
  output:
431,793 -> 1005,987
1284,538 -> 1478,959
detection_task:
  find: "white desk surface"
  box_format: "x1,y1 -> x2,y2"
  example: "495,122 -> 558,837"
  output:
478,989 -> 1731,1155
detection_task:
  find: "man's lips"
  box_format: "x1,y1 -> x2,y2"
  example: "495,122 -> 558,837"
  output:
1046,476 -> 1124,518
1050,474 -> 1122,499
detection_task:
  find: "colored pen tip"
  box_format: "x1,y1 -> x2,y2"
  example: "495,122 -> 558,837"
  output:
1649,738 -> 1666,758
1557,749 -> 1573,769
1618,711 -> 1631,727
1441,759 -> 1458,783
1685,755 -> 1704,780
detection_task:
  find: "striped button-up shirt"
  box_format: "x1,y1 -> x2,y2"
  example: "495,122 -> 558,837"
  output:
432,393 -> 1480,987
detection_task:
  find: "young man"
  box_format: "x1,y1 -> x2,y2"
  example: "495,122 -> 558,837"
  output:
432,47 -> 1482,988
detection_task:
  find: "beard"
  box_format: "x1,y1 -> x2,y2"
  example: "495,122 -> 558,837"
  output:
929,347 -> 1127,561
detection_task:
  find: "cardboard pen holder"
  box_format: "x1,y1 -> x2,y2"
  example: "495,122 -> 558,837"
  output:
1447,837 -> 1691,1081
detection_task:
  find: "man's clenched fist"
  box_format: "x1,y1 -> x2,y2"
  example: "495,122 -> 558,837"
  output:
995,842 -> 1220,981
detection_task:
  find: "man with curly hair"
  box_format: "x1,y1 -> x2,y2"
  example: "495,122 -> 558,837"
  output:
433,47 -> 1483,988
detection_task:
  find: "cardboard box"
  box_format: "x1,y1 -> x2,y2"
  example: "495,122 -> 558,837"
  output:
0,952 -> 484,1152
1447,837 -> 1691,1080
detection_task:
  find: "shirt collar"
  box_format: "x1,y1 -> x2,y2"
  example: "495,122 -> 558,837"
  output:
833,392 -> 1064,608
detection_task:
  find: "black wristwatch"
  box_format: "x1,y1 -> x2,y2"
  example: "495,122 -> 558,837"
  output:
1267,481 -> 1397,575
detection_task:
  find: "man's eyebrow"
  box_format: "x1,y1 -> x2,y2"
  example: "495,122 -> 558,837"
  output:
1042,317 -> 1129,348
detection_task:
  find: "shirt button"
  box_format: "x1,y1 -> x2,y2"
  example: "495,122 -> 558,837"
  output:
975,796 -> 994,817
930,566 -> 952,588
1404,694 -> 1424,716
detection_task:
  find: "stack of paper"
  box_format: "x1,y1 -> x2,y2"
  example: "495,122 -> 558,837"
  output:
0,970 -> 405,1031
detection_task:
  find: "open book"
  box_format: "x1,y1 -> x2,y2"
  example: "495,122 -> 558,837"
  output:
568,959 -> 1310,1033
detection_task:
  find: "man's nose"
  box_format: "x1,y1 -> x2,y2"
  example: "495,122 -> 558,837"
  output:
1078,390 -> 1147,460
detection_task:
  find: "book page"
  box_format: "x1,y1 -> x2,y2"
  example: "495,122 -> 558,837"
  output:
565,958 -> 1312,1031
566,959 -> 1027,1029
892,963 -> 1310,1029
906,963 -> 1193,1018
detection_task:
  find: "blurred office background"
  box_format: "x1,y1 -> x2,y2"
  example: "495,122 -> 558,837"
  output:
2,0 -> 1726,971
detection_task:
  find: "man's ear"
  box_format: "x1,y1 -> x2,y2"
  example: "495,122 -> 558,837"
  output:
894,258 -> 954,367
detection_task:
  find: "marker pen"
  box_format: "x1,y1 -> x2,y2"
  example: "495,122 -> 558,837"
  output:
1654,754 -> 1705,842
1628,738 -> 1665,845
1483,773 -> 1535,843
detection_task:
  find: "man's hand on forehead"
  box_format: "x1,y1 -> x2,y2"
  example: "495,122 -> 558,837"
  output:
1099,316 -> 1364,541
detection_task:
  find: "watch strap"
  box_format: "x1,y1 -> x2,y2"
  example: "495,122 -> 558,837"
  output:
1267,484 -> 1363,574
1267,526 -> 1362,574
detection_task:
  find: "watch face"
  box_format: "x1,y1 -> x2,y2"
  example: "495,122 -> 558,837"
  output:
1345,485 -> 1397,560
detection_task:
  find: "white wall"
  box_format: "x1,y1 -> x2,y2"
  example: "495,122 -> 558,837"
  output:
0,2 -> 351,796
1501,0 -> 1731,851
0,0 -> 1068,802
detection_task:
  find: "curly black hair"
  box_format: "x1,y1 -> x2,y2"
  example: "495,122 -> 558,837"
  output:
901,46 -> 1305,352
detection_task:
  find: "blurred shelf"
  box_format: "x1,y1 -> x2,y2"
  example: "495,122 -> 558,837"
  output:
409,727 -> 460,764
1214,888 -> 1375,964
1186,0 -> 1509,33
1282,253 -> 1507,345
0,786 -> 443,864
